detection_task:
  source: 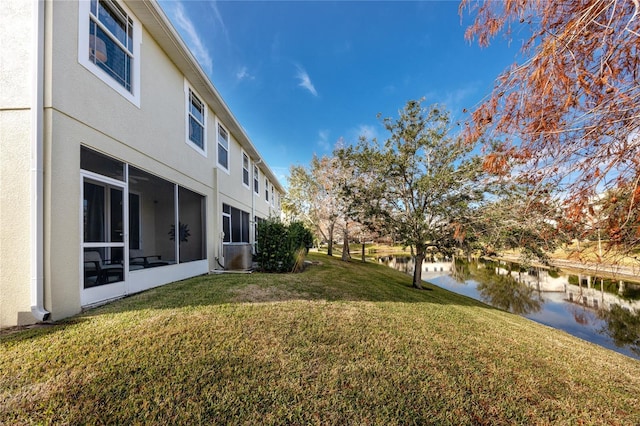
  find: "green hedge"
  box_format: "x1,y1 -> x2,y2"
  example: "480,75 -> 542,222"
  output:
256,219 -> 313,272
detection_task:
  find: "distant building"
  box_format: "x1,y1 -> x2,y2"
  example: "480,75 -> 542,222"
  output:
0,0 -> 283,327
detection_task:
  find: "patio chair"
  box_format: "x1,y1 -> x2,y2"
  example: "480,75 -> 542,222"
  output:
84,250 -> 124,287
129,249 -> 169,268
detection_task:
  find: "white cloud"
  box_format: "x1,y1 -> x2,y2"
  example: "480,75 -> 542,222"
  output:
424,84 -> 479,116
344,124 -> 381,144
172,2 -> 213,75
356,124 -> 379,141
236,66 -> 255,82
317,129 -> 331,151
295,64 -> 318,97
209,1 -> 229,43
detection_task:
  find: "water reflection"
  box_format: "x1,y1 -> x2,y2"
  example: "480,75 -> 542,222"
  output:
379,256 -> 640,360
467,262 -> 542,315
599,305 -> 640,356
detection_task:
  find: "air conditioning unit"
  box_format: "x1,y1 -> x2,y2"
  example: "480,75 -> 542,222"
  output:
223,243 -> 253,270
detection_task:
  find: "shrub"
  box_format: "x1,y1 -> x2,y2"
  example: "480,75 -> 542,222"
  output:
288,221 -> 314,253
256,219 -> 314,272
257,219 -> 291,272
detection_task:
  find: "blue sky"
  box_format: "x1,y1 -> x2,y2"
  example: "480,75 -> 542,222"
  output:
158,1 -> 524,186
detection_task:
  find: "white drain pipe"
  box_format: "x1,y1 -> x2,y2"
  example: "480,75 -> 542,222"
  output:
30,0 -> 50,321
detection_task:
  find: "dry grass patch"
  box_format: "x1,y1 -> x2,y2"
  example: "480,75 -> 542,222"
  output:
230,283 -> 310,303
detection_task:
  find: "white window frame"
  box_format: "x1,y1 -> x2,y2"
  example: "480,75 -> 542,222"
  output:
184,81 -> 207,156
217,123 -> 230,173
253,165 -> 260,196
270,184 -> 275,207
242,151 -> 250,189
222,203 -> 250,243
78,0 -> 141,107
80,170 -> 128,306
265,178 -> 269,203
222,204 -> 232,243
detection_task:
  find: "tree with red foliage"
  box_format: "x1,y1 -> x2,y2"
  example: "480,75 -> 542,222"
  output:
460,0 -> 640,249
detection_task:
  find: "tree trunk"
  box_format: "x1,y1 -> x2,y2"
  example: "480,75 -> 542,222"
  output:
327,222 -> 335,256
341,222 -> 351,261
413,250 -> 425,289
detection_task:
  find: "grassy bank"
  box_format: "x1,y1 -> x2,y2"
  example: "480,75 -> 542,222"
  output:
2,253 -> 639,425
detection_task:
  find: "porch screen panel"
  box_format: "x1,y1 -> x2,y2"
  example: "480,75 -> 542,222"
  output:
178,187 -> 205,262
82,180 -> 124,288
129,167 -> 176,267
84,181 -> 105,242
241,211 -> 250,243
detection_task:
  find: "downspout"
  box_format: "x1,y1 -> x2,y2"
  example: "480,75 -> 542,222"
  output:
30,0 -> 50,321
214,166 -> 225,270
251,159 -> 262,254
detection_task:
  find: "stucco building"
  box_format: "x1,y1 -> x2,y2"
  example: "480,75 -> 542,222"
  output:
0,0 -> 283,328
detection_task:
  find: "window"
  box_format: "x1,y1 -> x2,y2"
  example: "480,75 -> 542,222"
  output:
242,153 -> 250,188
253,165 -> 260,195
79,0 -> 140,106
218,124 -> 229,170
187,87 -> 206,151
222,204 -> 250,243
265,178 -> 269,203
222,204 -> 231,243
270,184 -> 275,207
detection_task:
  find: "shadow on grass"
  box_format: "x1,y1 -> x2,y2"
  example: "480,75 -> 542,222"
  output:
81,253 -> 496,316
1,254 -> 496,341
0,318 -> 90,343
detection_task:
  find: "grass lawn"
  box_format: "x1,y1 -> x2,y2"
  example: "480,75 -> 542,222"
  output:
2,253 -> 639,425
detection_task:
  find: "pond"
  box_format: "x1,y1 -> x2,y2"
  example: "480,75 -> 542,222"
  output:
378,256 -> 640,360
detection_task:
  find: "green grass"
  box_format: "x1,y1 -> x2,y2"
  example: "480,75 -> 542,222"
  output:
2,253 -> 640,425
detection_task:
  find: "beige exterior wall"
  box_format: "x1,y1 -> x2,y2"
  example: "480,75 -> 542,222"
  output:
215,132 -> 282,250
51,1 -> 215,185
0,0 -> 284,328
0,109 -> 33,327
0,0 -> 36,327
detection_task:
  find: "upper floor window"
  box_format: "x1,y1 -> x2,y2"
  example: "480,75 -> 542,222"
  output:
265,178 -> 269,202
79,0 -> 140,106
242,153 -> 250,188
187,86 -> 206,152
218,124 -> 229,170
270,184 -> 275,207
253,165 -> 260,195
